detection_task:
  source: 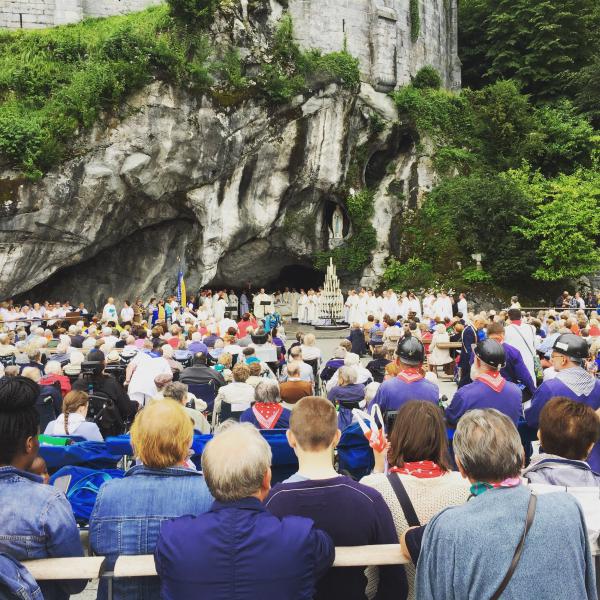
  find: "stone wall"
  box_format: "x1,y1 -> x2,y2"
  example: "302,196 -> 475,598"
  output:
0,0 -> 161,28
288,0 -> 460,90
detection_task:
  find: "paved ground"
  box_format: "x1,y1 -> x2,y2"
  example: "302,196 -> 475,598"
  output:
73,322 -> 456,598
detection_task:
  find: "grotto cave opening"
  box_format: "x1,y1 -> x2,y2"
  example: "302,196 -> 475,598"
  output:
271,264 -> 325,290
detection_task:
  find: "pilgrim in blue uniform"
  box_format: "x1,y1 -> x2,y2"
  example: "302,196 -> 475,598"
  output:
447,339 -> 522,426
369,335 -> 439,413
526,333 -> 600,471
458,318 -> 485,388
485,322 -> 536,397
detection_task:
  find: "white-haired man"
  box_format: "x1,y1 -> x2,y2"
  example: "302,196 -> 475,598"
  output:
155,423 -> 334,599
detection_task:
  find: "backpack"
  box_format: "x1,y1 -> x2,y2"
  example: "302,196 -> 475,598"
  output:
51,466 -> 125,522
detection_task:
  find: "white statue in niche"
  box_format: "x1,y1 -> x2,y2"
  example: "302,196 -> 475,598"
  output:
331,206 -> 344,239
328,205 -> 345,249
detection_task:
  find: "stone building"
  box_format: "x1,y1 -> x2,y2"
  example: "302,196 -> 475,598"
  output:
288,0 -> 460,90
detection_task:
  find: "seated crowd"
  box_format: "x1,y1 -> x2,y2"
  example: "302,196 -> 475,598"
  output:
0,294 -> 599,599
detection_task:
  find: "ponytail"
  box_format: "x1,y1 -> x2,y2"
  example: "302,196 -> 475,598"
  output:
62,390 -> 89,436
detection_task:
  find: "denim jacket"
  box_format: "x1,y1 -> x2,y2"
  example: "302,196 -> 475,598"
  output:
0,466 -> 85,600
0,553 -> 43,600
89,464 -> 213,600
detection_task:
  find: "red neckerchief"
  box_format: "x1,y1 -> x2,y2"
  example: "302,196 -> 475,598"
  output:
389,461 -> 445,479
397,368 -> 424,383
511,320 -> 522,326
252,403 -> 283,429
476,370 -> 506,392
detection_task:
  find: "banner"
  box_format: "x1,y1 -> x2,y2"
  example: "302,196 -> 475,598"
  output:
177,268 -> 186,308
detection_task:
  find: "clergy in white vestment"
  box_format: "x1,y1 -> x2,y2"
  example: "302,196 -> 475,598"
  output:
422,292 -> 436,320
253,289 -> 274,319
290,289 -> 300,319
457,293 -> 468,317
214,293 -> 227,322
408,292 -> 422,318
306,290 -> 318,324
297,290 -> 309,323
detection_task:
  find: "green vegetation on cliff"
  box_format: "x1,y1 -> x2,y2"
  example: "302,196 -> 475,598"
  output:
0,5 -> 359,178
384,79 -> 599,291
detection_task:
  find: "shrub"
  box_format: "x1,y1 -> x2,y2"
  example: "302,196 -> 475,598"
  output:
166,0 -> 218,26
381,257 -> 435,289
412,66 -> 441,90
461,267 -> 492,284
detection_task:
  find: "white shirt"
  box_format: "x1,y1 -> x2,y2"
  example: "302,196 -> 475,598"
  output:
102,303 -> 118,322
120,306 -> 134,322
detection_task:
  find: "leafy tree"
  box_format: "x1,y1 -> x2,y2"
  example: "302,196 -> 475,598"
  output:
510,166 -> 600,281
466,80 -> 536,171
572,57 -> 600,127
416,174 -> 539,284
460,0 -> 599,102
524,101 -> 596,177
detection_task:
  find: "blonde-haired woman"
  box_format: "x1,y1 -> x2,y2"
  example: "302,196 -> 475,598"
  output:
43,390 -> 103,441
90,401 -> 213,600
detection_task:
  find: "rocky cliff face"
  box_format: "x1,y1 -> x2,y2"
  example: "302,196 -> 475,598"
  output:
0,1 -> 449,305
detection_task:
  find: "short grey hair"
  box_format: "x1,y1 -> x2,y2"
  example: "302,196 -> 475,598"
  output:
163,382 -> 188,403
453,409 -> 523,482
44,360 -> 63,375
338,365 -> 358,385
202,423 -> 272,502
344,352 -> 360,366
254,380 -> 281,404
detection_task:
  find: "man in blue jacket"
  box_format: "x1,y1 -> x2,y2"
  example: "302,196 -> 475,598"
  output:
458,316 -> 486,387
155,423 -> 334,600
525,333 -> 600,471
369,335 -> 438,413
446,339 -> 522,426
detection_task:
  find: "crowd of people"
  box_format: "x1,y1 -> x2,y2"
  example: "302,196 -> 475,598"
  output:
0,286 -> 599,599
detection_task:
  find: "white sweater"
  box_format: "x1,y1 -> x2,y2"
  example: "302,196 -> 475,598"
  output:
361,471 -> 471,599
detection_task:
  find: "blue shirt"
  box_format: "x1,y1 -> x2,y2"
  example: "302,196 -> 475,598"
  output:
416,486 -> 597,600
370,376 -> 439,413
525,377 -> 600,471
0,466 -> 85,600
155,497 -> 334,600
445,378 -> 523,425
90,465 -> 213,600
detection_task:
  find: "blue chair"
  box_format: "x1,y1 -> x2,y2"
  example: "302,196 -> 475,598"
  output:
186,382 -> 218,413
39,441 -> 120,472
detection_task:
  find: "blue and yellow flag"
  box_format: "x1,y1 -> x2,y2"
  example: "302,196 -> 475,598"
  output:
177,268 -> 186,308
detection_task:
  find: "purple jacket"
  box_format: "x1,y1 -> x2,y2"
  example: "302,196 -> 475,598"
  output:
525,377 -> 600,471
265,476 -> 407,600
369,376 -> 439,413
445,378 -> 523,425
155,497 -> 334,600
